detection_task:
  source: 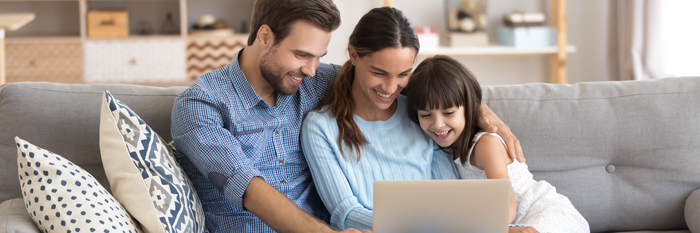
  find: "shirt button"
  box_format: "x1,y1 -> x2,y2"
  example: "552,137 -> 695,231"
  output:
280,179 -> 286,184
275,130 -> 281,135
279,159 -> 284,164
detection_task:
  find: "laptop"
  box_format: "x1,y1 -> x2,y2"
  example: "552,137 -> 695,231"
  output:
373,179 -> 511,233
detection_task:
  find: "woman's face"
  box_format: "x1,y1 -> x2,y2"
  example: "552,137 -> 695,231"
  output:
351,47 -> 415,111
416,106 -> 466,147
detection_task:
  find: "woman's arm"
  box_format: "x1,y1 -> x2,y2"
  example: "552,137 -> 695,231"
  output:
472,134 -> 517,223
301,113 -> 374,231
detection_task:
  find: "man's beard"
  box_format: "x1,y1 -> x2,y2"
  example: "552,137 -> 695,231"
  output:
260,50 -> 299,95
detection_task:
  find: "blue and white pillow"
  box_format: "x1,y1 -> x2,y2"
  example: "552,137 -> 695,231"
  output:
99,91 -> 205,233
15,137 -> 141,233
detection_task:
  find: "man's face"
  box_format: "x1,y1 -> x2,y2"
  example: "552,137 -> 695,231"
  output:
259,20 -> 332,95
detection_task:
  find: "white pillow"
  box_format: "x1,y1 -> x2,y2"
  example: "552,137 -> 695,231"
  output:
0,198 -> 40,233
99,91 -> 205,233
15,137 -> 141,233
687,189 -> 700,232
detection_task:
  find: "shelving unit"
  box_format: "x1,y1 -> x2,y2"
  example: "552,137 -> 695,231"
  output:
0,0 -> 251,85
419,45 -> 576,56
0,12 -> 35,85
387,0 -> 572,84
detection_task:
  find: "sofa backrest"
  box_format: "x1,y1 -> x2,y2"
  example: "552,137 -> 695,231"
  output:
0,82 -> 186,204
482,77 -> 700,232
2,78 -> 699,232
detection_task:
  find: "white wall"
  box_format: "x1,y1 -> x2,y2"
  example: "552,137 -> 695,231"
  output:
322,0 -> 609,85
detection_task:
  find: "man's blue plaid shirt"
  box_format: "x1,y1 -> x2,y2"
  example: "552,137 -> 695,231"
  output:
171,50 -> 340,232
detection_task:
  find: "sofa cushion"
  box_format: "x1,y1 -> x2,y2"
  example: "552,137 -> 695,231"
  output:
686,189 -> 700,233
481,77 -> 700,232
99,91 -> 205,233
0,82 -> 186,203
15,137 -> 140,233
0,198 -> 39,233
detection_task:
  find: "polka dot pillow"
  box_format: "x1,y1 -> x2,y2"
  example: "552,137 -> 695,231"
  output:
99,91 -> 205,233
15,137 -> 141,233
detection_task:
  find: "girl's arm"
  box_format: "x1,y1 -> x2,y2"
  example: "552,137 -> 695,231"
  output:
471,134 -> 517,223
301,113 -> 373,231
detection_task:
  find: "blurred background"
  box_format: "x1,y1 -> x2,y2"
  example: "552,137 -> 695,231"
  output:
1,0 -> 698,86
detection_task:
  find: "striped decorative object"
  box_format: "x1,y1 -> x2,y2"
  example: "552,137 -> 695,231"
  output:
186,35 -> 247,81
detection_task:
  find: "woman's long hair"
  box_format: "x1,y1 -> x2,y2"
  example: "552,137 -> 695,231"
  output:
321,7 -> 419,161
404,55 -> 483,165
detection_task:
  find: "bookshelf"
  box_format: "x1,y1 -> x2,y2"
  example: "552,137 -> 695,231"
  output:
0,0 -> 251,84
386,0 -> 573,83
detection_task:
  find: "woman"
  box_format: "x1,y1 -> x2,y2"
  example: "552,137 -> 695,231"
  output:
300,7 -> 525,231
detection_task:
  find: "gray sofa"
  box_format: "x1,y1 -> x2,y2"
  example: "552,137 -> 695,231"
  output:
1,77 -> 699,232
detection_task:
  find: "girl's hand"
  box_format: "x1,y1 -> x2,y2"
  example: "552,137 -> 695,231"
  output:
508,226 -> 539,233
479,102 -> 525,163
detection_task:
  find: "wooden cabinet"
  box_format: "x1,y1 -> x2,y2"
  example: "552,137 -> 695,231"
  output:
5,39 -> 84,83
84,38 -> 185,83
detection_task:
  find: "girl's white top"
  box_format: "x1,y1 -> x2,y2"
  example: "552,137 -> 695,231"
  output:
454,131 -> 590,233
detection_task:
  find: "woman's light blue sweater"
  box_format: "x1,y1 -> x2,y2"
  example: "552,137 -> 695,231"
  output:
301,95 -> 459,230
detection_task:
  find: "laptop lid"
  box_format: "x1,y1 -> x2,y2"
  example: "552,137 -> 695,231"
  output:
373,179 -> 511,233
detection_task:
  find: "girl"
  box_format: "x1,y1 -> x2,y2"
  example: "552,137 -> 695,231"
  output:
404,55 -> 590,233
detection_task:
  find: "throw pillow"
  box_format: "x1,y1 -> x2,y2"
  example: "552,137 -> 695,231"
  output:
0,198 -> 40,233
99,91 -> 205,233
15,137 -> 141,233
687,189 -> 700,232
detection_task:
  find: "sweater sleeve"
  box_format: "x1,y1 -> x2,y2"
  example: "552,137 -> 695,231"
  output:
431,145 -> 460,180
301,112 -> 374,231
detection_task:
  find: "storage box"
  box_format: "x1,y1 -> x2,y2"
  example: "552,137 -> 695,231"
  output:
449,32 -> 488,47
416,27 -> 439,50
88,11 -> 129,38
498,26 -> 555,48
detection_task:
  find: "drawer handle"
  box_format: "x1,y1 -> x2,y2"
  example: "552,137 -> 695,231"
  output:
101,18 -> 115,26
129,58 -> 137,65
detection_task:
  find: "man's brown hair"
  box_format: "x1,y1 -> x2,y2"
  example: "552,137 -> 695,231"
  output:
247,0 -> 341,46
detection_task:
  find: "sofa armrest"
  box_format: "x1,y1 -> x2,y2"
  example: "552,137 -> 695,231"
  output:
0,198 -> 39,233
688,189 -> 700,233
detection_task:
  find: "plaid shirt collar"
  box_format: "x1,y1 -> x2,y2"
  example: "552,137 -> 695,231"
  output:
229,49 -> 293,110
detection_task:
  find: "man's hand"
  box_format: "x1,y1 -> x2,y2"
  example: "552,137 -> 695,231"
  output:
480,102 -> 525,163
508,226 -> 539,233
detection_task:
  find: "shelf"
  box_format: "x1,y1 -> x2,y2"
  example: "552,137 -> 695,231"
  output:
186,33 -> 248,40
0,0 -> 78,2
0,13 -> 35,30
418,45 -> 577,57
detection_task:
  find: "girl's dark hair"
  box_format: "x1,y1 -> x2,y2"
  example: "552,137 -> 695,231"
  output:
321,7 -> 419,160
404,55 -> 483,165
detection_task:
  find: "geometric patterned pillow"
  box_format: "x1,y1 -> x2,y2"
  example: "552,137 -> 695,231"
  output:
98,91 -> 205,233
15,137 -> 142,233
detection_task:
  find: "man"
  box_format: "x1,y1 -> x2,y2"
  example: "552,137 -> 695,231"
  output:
171,0 -> 524,232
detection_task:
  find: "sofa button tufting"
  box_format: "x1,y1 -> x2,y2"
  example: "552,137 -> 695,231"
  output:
606,164 -> 616,173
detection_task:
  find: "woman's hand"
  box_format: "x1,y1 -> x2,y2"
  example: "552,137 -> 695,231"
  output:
479,102 -> 525,163
508,226 -> 540,233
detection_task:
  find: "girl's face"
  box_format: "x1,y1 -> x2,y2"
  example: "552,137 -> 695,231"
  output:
351,47 -> 415,111
417,106 -> 466,147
